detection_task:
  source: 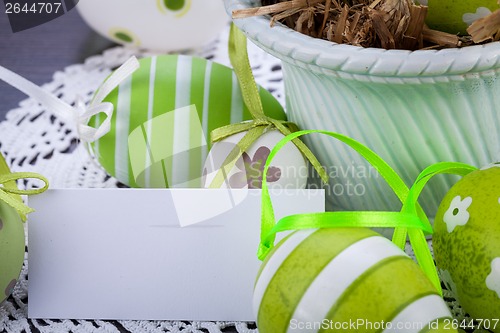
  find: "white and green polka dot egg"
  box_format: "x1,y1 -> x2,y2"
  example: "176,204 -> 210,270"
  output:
89,55 -> 286,188
76,0 -> 228,51
202,130 -> 308,189
417,0 -> 499,35
434,164 -> 500,332
255,227 -> 456,332
0,199 -> 25,305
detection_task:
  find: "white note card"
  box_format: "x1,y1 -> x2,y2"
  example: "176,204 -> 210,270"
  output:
28,188 -> 324,321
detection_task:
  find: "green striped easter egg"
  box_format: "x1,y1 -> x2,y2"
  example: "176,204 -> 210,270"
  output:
254,228 -> 457,333
0,200 -> 25,305
89,55 -> 286,188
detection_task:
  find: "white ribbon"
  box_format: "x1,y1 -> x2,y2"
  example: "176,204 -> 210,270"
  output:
0,56 -> 140,142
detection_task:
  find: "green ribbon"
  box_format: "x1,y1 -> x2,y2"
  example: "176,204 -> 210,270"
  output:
259,129 -> 478,295
0,153 -> 49,221
392,162 -> 478,247
208,24 -> 328,188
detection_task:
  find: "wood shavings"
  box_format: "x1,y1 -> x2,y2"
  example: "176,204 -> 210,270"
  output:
401,5 -> 427,50
232,0 -> 324,19
232,0 -> 497,50
295,7 -> 317,36
423,26 -> 462,48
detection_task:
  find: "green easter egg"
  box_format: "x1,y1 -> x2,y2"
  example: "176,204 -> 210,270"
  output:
422,0 -> 499,35
254,228 -> 456,333
90,55 -> 286,188
0,200 -> 25,305
434,165 -> 500,331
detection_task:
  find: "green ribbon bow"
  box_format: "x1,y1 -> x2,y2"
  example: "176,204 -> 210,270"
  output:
259,129 -> 478,295
208,24 -> 328,188
0,153 -> 49,221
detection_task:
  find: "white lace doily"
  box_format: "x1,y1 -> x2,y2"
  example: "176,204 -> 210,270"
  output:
0,25 -> 488,333
0,25 -> 283,333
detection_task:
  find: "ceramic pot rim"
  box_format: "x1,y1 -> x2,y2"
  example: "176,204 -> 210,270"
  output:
225,0 -> 500,79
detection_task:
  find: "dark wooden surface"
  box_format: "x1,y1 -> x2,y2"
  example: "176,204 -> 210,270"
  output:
0,1 -> 114,121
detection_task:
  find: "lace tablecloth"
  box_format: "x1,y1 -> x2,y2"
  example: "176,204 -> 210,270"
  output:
0,25 -> 487,333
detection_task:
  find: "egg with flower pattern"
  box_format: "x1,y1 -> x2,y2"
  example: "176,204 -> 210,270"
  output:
202,130 -> 308,189
433,164 -> 500,331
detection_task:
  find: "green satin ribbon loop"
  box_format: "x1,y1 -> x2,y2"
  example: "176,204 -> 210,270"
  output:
210,117 -> 300,143
208,24 -> 328,188
258,129 -> 474,295
262,211 -> 432,249
228,23 -> 263,120
0,153 -> 49,221
392,162 -> 478,248
258,129 -> 429,260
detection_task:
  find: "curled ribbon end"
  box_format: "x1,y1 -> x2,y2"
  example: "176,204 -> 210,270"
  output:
80,56 -> 140,143
0,171 -> 49,220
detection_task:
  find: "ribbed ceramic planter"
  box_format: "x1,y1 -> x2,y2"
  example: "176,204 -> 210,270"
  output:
225,0 -> 500,217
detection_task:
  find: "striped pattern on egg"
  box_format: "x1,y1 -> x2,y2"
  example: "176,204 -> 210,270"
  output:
255,227 -> 456,333
89,55 -> 286,188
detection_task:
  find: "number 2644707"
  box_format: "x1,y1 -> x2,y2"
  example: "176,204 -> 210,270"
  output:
438,318 -> 499,330
5,2 -> 62,14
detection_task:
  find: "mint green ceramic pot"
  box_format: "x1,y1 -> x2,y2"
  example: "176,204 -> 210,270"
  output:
225,0 -> 500,217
